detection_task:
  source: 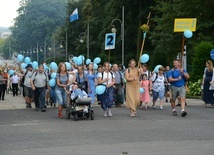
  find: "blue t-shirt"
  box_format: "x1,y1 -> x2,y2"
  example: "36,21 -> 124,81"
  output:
168,68 -> 187,87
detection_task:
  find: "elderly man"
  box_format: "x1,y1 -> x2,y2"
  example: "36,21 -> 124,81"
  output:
31,65 -> 49,112
112,64 -> 124,107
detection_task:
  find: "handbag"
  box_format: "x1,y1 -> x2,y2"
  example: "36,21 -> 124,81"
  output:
209,83 -> 214,90
209,68 -> 214,90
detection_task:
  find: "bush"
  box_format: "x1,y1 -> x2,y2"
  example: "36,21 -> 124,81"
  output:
192,41 -> 214,82
187,79 -> 202,96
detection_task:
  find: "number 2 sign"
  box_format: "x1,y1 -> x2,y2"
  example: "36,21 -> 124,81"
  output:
105,33 -> 116,50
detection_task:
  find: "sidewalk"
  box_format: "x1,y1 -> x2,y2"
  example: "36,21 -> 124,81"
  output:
0,92 -> 204,110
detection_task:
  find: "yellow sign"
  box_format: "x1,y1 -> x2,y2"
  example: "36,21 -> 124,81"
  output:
174,18 -> 197,32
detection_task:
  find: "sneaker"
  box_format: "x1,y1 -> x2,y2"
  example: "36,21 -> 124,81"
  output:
83,106 -> 88,113
28,104 -> 32,108
103,110 -> 108,117
35,108 -> 39,111
172,110 -> 178,116
41,108 -> 46,112
152,105 -> 156,109
181,111 -> 187,117
108,109 -> 112,117
160,106 -> 163,110
26,103 -> 29,108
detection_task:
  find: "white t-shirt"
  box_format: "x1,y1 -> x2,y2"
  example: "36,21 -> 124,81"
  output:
151,73 -> 165,92
98,71 -> 115,85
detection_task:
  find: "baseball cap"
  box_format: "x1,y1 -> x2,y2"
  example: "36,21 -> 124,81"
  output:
26,64 -> 33,68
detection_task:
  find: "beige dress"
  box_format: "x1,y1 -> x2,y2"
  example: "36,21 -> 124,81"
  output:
125,68 -> 140,111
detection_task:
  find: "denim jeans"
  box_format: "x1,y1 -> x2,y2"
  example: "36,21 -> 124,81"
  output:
50,87 -> 56,103
55,87 -> 67,105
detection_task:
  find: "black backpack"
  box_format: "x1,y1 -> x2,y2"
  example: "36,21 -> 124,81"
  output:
20,71 -> 28,87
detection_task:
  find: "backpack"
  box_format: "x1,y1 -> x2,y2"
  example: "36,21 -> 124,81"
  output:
152,73 -> 158,83
20,71 -> 28,87
101,71 -> 113,80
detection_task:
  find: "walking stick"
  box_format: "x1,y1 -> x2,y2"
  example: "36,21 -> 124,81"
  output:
138,12 -> 151,68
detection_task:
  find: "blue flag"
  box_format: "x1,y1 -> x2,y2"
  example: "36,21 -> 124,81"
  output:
70,8 -> 79,23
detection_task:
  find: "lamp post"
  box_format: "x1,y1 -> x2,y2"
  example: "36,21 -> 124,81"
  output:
79,27 -> 90,59
26,49 -> 31,57
49,37 -> 56,62
110,6 -> 124,65
33,47 -> 38,62
59,32 -> 68,62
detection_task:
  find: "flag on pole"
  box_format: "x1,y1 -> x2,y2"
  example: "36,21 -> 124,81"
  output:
70,8 -> 79,23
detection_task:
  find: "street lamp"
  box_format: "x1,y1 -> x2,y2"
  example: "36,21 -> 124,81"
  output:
59,32 -> 68,62
79,32 -> 85,44
48,37 -> 56,62
33,47 -> 39,62
110,6 -> 124,65
78,26 -> 90,59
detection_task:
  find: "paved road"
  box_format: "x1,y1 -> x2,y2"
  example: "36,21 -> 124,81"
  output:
0,94 -> 214,155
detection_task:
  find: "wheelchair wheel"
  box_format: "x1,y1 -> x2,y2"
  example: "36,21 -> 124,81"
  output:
66,108 -> 70,119
90,111 -> 94,120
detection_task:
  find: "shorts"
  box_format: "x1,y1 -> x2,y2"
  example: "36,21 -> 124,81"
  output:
152,89 -> 165,100
171,85 -> 186,101
24,86 -> 34,98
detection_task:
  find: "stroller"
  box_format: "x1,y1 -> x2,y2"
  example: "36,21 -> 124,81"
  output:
66,85 -> 94,121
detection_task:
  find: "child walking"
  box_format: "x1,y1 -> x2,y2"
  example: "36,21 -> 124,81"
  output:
140,74 -> 151,110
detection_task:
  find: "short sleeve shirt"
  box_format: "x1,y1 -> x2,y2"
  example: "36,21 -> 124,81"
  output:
98,71 -> 115,85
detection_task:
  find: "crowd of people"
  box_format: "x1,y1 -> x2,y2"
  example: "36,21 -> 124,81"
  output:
1,57 -> 201,119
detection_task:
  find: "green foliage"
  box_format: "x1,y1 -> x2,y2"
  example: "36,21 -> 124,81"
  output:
150,0 -> 214,69
3,0 -> 214,74
8,0 -> 66,63
187,79 -> 202,96
191,41 -> 214,82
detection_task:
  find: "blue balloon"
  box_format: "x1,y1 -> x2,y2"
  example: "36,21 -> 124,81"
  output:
48,79 -> 56,87
76,57 -> 83,65
43,64 -> 48,71
50,62 -> 58,70
93,63 -> 98,70
32,61 -> 38,69
17,54 -> 24,62
21,63 -> 27,69
24,57 -> 31,64
65,62 -> 71,70
72,57 -> 77,63
79,55 -> 85,61
154,65 -> 162,73
86,59 -> 91,65
140,54 -> 150,63
8,70 -> 15,75
95,85 -> 106,95
94,57 -> 101,64
184,30 -> 193,39
140,87 -> 145,94
51,72 -> 57,79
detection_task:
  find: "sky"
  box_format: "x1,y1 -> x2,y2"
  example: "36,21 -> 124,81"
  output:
0,0 -> 21,27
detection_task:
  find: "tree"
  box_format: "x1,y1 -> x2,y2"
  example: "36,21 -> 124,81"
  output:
8,0 -> 66,63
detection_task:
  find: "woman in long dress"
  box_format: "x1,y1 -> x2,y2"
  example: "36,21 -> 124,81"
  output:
202,60 -> 214,107
125,59 -> 140,117
87,63 -> 96,104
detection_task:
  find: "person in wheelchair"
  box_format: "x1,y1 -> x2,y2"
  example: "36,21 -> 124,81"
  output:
69,84 -> 91,112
